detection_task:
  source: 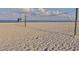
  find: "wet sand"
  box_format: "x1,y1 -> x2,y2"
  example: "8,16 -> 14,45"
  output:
0,22 -> 79,51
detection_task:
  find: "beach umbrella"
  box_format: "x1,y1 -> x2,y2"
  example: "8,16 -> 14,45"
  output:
74,8 -> 78,36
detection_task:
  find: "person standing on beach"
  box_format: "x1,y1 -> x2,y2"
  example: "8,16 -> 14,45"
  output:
17,18 -> 21,22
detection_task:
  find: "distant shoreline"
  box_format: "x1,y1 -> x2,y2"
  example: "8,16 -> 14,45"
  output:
0,20 -> 78,23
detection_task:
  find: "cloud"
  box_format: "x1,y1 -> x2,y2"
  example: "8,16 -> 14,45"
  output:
37,8 -> 46,13
35,9 -> 67,16
17,8 -> 32,13
35,8 -> 67,16
17,8 -> 69,16
37,8 -> 49,16
0,12 -> 19,18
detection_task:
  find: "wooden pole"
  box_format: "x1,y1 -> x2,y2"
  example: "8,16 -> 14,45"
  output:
74,8 -> 78,36
25,14 -> 26,27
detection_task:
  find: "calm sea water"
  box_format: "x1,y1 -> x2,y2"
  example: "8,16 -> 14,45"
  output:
0,18 -> 77,23
0,18 -> 18,23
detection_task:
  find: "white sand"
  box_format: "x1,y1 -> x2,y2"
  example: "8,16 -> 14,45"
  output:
0,22 -> 79,51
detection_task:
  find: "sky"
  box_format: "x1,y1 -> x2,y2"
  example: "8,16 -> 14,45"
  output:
0,8 -> 76,21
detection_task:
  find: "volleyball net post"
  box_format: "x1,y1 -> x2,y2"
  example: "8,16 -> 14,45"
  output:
24,14 -> 26,27
74,8 -> 78,36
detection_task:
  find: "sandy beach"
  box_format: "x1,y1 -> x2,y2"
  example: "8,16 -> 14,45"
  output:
0,22 -> 79,51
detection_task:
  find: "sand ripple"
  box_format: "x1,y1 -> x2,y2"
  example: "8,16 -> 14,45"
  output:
0,23 -> 79,51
